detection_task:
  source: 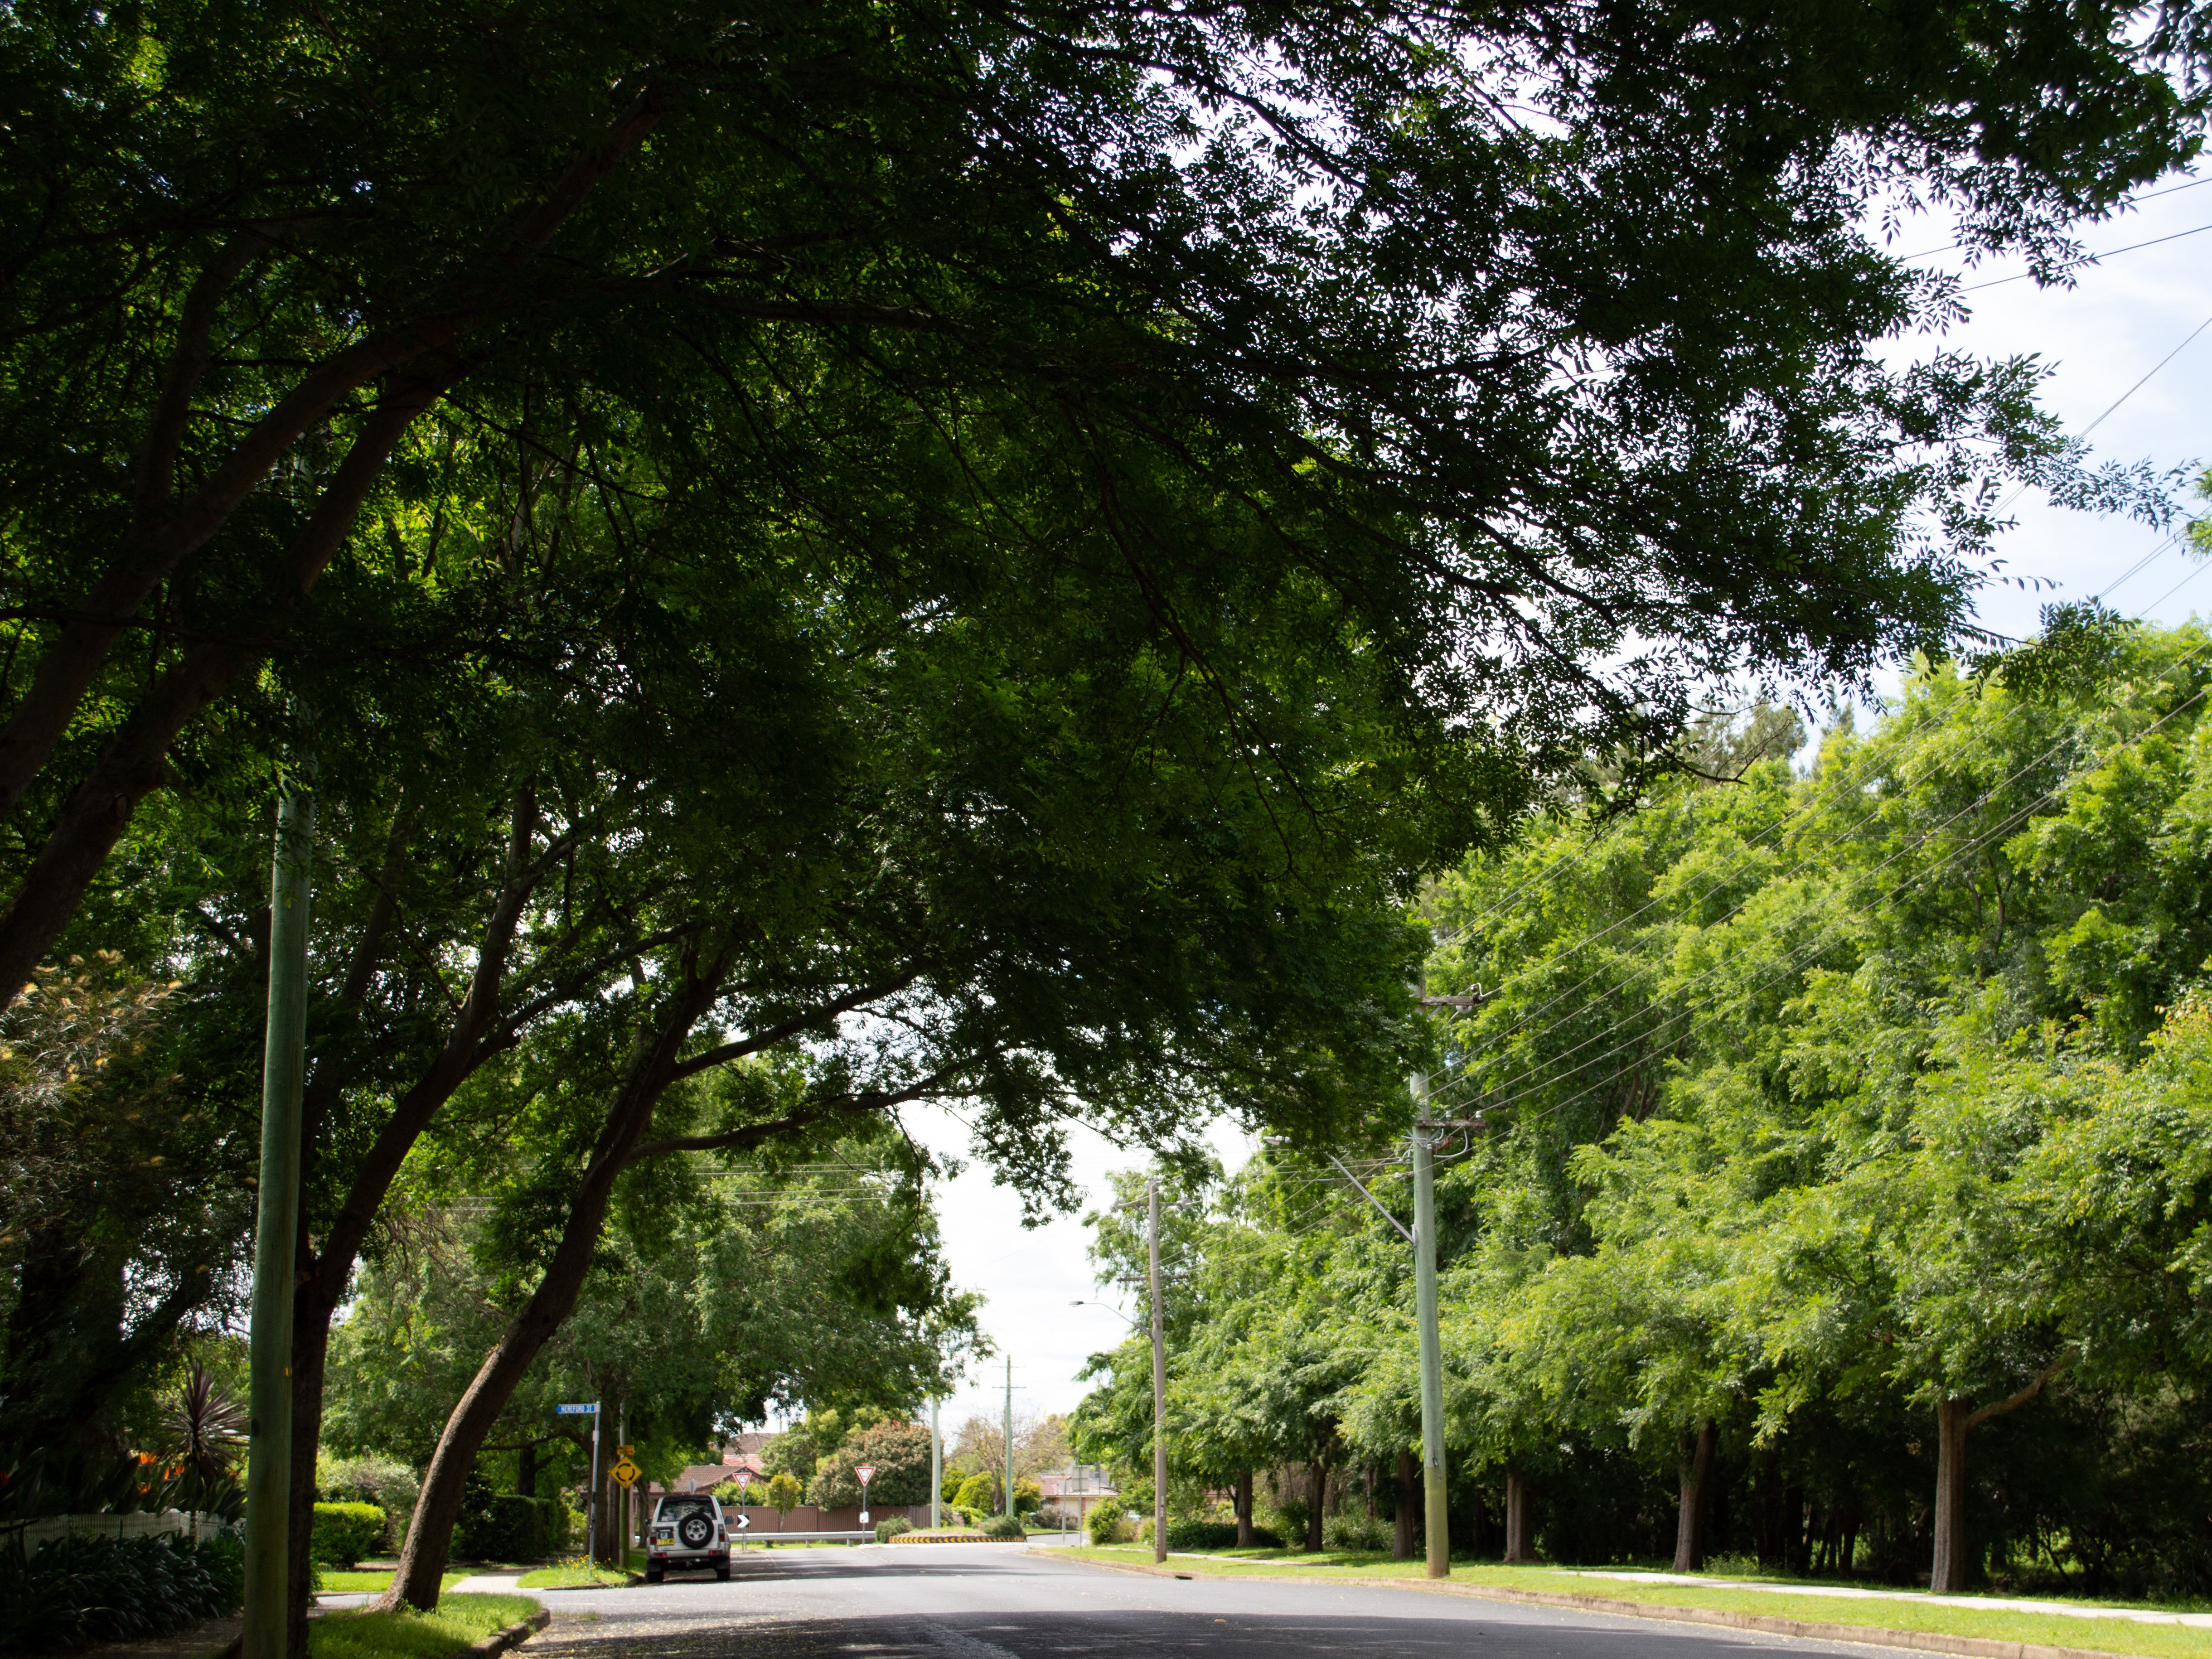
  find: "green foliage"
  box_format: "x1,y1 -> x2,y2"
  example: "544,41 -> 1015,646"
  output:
874,1518 -> 913,1543
0,1531 -> 242,1652
310,1504 -> 387,1570
1012,1479 -> 1042,1517
808,1420 -> 933,1509
453,1496 -> 566,1565
763,1473 -> 803,1516
1163,1519 -> 1282,1550
1078,632 -> 2212,1592
980,1512 -> 1026,1541
950,1473 -> 997,1514
1086,1504 -> 1127,1547
318,1455 -> 418,1554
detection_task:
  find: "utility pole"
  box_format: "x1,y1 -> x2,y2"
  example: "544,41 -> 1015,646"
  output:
1148,1176 -> 1168,1566
1003,1357 -> 1015,1521
930,1397 -> 941,1529
242,779 -> 314,1659
1411,1081 -> 1449,1580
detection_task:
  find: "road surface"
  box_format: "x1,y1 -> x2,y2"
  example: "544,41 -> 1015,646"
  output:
521,1542 -> 1922,1659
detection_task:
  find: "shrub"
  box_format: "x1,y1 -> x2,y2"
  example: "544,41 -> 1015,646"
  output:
874,1518 -> 913,1543
316,1454 -> 417,1552
981,1512 -> 1025,1540
1275,1498 -> 1310,1546
1164,1520 -> 1234,1550
310,1503 -> 387,1569
0,1530 -> 243,1652
950,1473 -> 996,1514
455,1494 -> 566,1562
1323,1513 -> 1391,1553
1085,1504 -> 1125,1547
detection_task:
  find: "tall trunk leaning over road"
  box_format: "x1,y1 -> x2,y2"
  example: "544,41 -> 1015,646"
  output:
1672,1417 -> 1719,1572
1503,1467 -> 1536,1563
375,964 -> 726,1611
1929,1362 -> 2068,1593
1393,1451 -> 1415,1559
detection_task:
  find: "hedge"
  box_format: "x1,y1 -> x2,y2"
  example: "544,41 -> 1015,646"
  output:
454,1495 -> 569,1563
310,1504 -> 386,1569
1164,1519 -> 1285,1550
0,1530 -> 244,1652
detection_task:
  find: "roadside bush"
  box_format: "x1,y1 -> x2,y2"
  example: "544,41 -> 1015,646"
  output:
0,1530 -> 243,1651
1164,1519 -> 1282,1550
1085,1504 -> 1125,1547
875,1518 -> 912,1543
1323,1514 -> 1390,1553
1275,1499 -> 1309,1547
981,1512 -> 1025,1540
316,1454 -> 417,1553
310,1504 -> 386,1569
454,1495 -> 566,1562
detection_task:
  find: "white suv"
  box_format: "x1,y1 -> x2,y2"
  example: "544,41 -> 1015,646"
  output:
646,1494 -> 730,1582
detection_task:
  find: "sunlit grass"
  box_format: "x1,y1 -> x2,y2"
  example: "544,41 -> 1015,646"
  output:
316,1572 -> 468,1594
308,1592 -> 537,1659
1061,1548 -> 2212,1659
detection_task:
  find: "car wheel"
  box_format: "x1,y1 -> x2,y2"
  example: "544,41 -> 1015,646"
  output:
645,1567 -> 663,1584
714,1562 -> 730,1581
677,1514 -> 715,1551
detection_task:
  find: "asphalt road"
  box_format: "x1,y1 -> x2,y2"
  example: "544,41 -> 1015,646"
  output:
523,1543 -> 1921,1659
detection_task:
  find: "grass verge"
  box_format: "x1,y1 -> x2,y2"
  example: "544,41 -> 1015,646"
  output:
317,1572 -> 470,1594
514,1562 -> 629,1589
308,1592 -> 537,1659
1060,1548 -> 2212,1659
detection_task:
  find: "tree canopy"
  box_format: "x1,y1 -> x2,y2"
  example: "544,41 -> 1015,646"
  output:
1076,620 -> 2212,1594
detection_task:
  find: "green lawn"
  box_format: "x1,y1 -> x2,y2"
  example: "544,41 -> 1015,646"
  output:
1061,1548 -> 2212,1659
514,1562 -> 631,1589
317,1572 -> 469,1594
309,1592 -> 538,1659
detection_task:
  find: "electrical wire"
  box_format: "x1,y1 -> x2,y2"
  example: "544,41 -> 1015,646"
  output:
1895,176 -> 2212,261
1960,219 -> 2212,291
1428,643 -> 2212,1127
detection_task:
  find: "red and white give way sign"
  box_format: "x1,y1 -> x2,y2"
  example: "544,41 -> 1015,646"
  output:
855,1465 -> 876,1486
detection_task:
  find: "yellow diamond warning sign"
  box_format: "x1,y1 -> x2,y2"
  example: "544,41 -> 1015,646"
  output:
610,1457 -> 640,1488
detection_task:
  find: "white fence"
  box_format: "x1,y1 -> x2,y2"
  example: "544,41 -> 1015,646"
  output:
5,1511 -> 229,1551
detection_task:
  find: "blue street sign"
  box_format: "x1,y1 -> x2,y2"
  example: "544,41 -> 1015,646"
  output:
555,1403 -> 598,1414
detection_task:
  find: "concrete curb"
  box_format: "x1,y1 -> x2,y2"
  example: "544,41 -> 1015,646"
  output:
464,1609 -> 549,1658
1044,1553 -> 2157,1659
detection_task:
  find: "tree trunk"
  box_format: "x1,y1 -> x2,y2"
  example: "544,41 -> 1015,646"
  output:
1305,1461 -> 1326,1552
1756,1443 -> 1784,1568
284,1302 -> 339,1659
1503,1467 -> 1536,1563
1931,1397 -> 1971,1592
1234,1472 -> 1254,1548
1393,1451 -> 1416,1559
1673,1417 -> 1718,1573
518,1443 -> 537,1499
376,964 -> 728,1611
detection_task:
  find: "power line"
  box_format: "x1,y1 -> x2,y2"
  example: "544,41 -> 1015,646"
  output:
1960,218 -> 2212,291
1431,643 -> 2212,1126
1895,175 -> 2212,261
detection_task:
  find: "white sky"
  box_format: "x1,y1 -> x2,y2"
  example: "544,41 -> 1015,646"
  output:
895,1106 -> 1257,1436
857,168 -> 2212,1436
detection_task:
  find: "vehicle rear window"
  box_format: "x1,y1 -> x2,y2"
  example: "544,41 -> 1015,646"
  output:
657,1496 -> 714,1519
